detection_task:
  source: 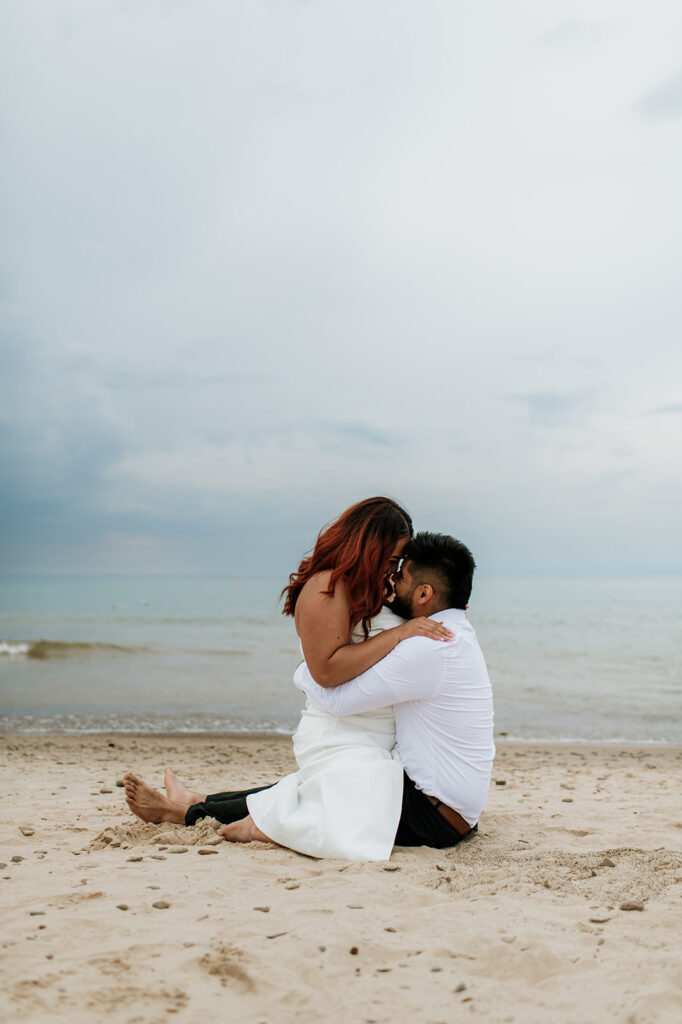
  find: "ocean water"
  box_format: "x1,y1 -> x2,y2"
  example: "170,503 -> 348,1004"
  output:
0,573 -> 680,744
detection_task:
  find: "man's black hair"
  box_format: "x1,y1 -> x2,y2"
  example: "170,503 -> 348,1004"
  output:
401,532 -> 476,610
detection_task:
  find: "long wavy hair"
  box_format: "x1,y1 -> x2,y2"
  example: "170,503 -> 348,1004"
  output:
281,497 -> 413,637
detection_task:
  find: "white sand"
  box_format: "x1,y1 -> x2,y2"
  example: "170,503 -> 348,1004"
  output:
1,734 -> 681,1023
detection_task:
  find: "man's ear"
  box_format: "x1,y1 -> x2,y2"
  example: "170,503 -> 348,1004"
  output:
415,584 -> 433,606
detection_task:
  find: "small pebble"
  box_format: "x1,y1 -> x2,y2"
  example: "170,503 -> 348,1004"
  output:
152,901 -> 170,910
116,780 -> 125,787
431,967 -> 442,972
284,883 -> 299,890
116,904 -> 128,911
455,982 -> 467,992
347,904 -> 364,909
151,855 -> 166,861
619,901 -> 644,912
99,788 -> 113,794
167,848 -> 188,855
384,927 -> 396,933
19,827 -> 35,837
589,916 -> 611,924
46,954 -> 54,960
599,858 -> 616,868
254,906 -> 270,913
350,946 -> 359,955
127,856 -> 143,862
197,849 -> 218,855
561,798 -> 573,803
0,864 -> 6,870
318,945 -> 326,952
11,856 -> 24,864
29,911 -> 45,916
383,865 -> 401,872
495,780 -> 506,786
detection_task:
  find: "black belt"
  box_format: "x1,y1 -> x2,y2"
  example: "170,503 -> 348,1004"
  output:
425,794 -> 475,836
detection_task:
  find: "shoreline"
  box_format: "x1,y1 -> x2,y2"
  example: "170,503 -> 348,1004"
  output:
2,733 -> 681,1023
1,729 -> 680,750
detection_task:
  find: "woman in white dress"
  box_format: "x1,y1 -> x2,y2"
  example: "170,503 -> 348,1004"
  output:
125,497 -> 452,860
244,604 -> 408,859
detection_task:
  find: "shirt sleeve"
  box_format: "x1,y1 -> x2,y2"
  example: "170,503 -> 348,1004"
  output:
293,637 -> 444,715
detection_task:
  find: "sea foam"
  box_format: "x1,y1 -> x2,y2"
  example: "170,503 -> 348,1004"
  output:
0,641 -> 30,656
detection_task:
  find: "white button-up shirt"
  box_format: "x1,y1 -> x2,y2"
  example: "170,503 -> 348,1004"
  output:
294,608 -> 495,826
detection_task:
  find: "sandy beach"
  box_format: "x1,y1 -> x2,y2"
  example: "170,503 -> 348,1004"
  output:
1,734 -> 681,1024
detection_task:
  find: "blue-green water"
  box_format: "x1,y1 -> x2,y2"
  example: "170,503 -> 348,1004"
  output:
1,573 -> 680,743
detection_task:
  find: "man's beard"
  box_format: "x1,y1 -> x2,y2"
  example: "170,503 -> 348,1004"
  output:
389,592 -> 414,621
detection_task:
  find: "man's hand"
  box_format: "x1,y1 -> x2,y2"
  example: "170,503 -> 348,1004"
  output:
396,617 -> 454,643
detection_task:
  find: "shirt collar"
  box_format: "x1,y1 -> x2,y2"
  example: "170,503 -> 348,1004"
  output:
430,607 -> 468,624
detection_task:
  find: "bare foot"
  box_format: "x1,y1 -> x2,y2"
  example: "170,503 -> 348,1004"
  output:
123,772 -> 187,824
164,767 -> 205,806
218,814 -> 272,844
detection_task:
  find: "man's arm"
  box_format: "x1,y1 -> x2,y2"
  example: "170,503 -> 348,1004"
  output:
294,636 -> 444,715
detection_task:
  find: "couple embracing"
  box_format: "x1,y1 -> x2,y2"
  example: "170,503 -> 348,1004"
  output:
124,497 -> 495,860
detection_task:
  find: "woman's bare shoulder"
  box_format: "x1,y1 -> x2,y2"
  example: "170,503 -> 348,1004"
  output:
299,571 -> 348,600
295,572 -> 350,631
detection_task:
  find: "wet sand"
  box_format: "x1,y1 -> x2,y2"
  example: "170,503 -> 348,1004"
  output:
1,734 -> 681,1023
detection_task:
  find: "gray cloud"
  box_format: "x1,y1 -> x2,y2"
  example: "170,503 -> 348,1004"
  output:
534,19 -> 615,52
648,401 -> 682,414
316,422 -> 397,449
505,391 -> 593,427
635,69 -> 682,119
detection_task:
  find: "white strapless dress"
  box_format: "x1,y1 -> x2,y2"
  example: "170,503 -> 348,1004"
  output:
246,608 -> 405,861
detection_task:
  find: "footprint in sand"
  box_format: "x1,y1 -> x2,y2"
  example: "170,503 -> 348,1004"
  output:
199,943 -> 255,992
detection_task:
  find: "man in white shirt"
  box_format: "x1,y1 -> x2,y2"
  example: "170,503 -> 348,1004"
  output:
294,532 -> 495,848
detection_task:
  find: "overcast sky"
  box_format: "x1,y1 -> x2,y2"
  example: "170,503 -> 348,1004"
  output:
1,0 -> 681,576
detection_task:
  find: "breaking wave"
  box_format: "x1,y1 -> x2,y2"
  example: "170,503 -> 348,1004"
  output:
0,640 -> 146,660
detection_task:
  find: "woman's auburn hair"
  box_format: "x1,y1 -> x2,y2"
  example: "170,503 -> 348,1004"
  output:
281,497 -> 413,637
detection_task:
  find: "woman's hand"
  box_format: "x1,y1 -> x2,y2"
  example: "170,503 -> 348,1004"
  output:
396,617 -> 455,643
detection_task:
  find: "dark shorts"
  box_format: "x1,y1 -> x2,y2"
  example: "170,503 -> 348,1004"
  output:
394,772 -> 477,849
